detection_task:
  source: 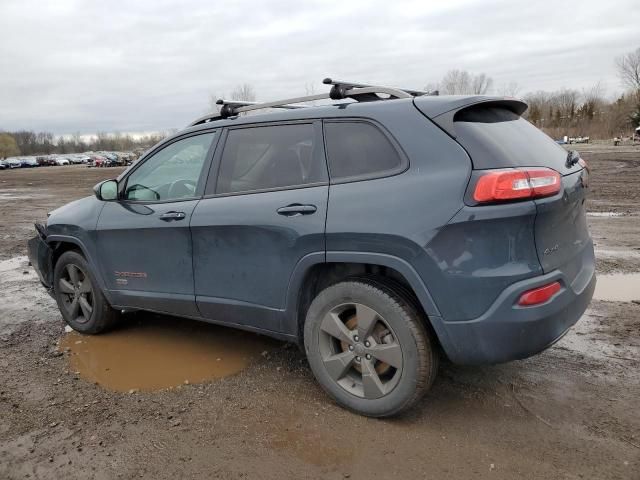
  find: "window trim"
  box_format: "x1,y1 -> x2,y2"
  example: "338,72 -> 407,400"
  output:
117,129 -> 220,205
322,118 -> 409,185
203,119 -> 329,198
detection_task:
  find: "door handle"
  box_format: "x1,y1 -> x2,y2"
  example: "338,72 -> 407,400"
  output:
276,204 -> 317,216
159,211 -> 186,221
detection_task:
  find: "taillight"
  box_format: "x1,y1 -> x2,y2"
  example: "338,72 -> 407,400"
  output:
517,281 -> 561,306
473,168 -> 561,203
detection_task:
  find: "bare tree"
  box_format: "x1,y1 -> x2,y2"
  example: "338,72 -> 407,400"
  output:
555,89 -> 580,121
579,82 -> 605,121
471,73 -> 493,94
616,47 -> 640,91
439,70 -> 493,95
231,84 -> 256,102
440,69 -> 471,95
523,90 -> 551,124
497,81 -> 521,97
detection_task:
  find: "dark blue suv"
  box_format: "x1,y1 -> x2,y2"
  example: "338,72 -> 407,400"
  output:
28,79 -> 595,417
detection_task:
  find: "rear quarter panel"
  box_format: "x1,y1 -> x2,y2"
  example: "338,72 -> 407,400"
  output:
325,102 -> 472,316
325,101 -> 543,322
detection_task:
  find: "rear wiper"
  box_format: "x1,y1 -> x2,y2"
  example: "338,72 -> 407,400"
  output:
566,150 -> 580,168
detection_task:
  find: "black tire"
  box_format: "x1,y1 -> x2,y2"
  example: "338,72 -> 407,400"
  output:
53,250 -> 119,334
304,279 -> 439,417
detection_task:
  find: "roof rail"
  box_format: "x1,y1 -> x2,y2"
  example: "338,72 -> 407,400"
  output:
189,77 -> 437,126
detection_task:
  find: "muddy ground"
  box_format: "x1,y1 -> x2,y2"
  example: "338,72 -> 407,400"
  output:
1,145 -> 639,479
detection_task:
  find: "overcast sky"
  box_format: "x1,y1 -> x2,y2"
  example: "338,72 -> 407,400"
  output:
1,0 -> 638,135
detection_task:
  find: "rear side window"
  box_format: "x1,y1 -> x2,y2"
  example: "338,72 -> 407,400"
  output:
216,123 -> 326,194
453,106 -> 570,172
324,121 -> 404,181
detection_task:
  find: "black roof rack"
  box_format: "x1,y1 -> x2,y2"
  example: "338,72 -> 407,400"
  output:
189,77 -> 438,126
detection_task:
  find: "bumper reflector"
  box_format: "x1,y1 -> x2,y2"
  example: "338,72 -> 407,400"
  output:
518,281 -> 562,306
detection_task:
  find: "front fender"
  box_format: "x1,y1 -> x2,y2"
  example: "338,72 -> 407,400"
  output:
45,234 -> 113,305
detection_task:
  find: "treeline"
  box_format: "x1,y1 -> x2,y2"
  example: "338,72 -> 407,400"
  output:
523,86 -> 640,139
0,130 -> 170,158
425,47 -> 640,140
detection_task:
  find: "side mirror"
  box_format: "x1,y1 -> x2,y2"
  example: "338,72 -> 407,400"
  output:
94,179 -> 119,201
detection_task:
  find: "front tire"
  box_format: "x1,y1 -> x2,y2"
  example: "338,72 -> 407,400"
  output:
304,279 -> 439,417
53,250 -> 119,334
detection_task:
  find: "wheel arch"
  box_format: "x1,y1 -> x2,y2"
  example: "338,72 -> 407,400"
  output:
47,235 -> 111,303
285,251 -> 449,350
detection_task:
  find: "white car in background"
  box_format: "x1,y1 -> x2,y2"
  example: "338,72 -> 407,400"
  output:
54,157 -> 70,166
6,158 -> 22,168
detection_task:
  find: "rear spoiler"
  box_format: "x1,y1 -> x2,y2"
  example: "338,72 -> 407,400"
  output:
413,96 -> 528,139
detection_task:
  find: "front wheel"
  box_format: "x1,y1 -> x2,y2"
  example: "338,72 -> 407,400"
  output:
304,279 -> 439,417
53,250 -> 119,334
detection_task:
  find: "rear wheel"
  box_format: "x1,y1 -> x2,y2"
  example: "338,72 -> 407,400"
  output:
304,279 -> 438,417
53,250 -> 119,334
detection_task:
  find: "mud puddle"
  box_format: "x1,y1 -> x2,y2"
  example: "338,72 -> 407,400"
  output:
59,315 -> 278,392
593,273 -> 640,302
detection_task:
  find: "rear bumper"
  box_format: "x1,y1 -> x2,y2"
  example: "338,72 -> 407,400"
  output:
27,226 -> 54,291
439,244 -> 596,365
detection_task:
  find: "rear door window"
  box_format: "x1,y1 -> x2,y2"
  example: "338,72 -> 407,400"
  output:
215,123 -> 327,194
323,121 -> 405,181
453,106 -> 574,174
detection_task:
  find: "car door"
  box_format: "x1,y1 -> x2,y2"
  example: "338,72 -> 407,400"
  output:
96,130 -> 218,316
191,121 -> 328,333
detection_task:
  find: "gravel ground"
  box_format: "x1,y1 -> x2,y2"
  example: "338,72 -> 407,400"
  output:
1,147 -> 639,479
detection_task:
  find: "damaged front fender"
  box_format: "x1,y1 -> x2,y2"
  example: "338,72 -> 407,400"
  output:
27,223 -> 54,291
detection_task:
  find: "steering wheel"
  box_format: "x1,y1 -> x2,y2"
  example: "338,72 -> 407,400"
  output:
126,183 -> 160,201
168,179 -> 197,198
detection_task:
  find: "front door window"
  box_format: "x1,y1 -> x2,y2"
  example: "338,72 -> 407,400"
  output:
124,133 -> 215,201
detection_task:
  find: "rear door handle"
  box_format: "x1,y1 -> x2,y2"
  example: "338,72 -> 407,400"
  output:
159,211 -> 186,221
276,204 -> 317,216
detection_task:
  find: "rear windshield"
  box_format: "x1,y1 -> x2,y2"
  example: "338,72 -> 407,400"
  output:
453,106 -> 572,173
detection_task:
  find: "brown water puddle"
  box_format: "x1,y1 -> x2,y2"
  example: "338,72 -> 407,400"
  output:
593,273 -> 640,302
59,315 -> 277,392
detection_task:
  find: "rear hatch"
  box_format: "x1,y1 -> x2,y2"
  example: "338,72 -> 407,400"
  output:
415,97 -> 592,284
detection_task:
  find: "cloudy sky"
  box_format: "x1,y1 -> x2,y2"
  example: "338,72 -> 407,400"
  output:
1,0 -> 638,134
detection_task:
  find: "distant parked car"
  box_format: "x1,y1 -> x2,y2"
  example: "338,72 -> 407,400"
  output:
569,136 -> 590,144
54,157 -> 70,166
89,155 -> 106,167
22,158 -> 39,168
6,158 -> 22,168
0,160 -> 7,170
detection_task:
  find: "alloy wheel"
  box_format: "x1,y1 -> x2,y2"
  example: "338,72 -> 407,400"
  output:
58,263 -> 94,324
318,303 -> 403,399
